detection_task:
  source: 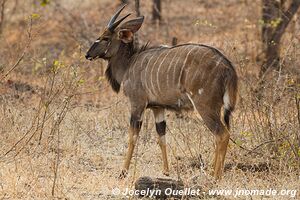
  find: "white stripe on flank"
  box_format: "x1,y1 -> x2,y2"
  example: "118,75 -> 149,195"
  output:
150,50 -> 168,97
215,57 -> 223,67
173,46 -> 190,86
166,48 -> 181,88
198,48 -> 211,66
138,54 -> 150,78
186,92 -> 202,120
191,49 -> 211,84
130,53 -> 148,77
184,48 -> 202,86
156,49 -> 173,95
178,47 -> 197,86
143,54 -> 156,95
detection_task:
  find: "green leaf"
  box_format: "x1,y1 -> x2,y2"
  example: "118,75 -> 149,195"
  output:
234,139 -> 243,146
240,131 -> 252,137
258,19 -> 265,25
31,13 -> 40,19
40,0 -> 50,7
78,79 -> 85,84
53,60 -> 60,67
51,60 -> 64,73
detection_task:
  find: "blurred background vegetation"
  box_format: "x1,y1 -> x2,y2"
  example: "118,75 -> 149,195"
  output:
0,0 -> 299,199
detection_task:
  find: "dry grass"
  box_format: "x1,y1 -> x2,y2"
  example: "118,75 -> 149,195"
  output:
0,0 -> 299,199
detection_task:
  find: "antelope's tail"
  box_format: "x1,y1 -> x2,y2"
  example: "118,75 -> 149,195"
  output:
223,67 -> 238,130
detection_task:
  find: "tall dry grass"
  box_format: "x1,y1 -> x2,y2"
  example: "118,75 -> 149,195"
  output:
0,0 -> 299,199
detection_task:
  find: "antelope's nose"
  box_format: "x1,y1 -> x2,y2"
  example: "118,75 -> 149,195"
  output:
85,54 -> 92,60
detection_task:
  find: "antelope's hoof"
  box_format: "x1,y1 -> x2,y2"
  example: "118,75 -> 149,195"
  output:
119,169 -> 128,179
212,171 -> 222,181
163,171 -> 170,176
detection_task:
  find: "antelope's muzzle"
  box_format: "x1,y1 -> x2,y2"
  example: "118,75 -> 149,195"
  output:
85,54 -> 93,60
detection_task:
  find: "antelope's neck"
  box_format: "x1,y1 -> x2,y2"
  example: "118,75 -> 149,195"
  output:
108,58 -> 129,84
107,43 -> 134,85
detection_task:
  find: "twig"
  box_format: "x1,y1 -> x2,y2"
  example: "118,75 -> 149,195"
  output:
229,138 -> 258,153
1,17 -> 33,80
0,84 -> 68,159
230,136 -> 286,159
247,139 -> 278,154
39,72 -> 57,143
2,108 -> 42,158
296,96 -> 300,129
15,94 -> 71,158
52,128 -> 60,196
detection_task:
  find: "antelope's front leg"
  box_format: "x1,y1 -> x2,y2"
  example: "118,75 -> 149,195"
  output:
153,108 -> 169,176
119,115 -> 142,179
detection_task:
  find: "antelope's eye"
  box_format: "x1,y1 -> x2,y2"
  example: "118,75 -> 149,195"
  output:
102,37 -> 109,41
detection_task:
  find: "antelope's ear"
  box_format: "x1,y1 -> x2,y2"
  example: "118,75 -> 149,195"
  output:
118,16 -> 144,43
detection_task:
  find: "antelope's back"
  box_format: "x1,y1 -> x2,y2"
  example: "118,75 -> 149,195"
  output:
127,44 -> 235,105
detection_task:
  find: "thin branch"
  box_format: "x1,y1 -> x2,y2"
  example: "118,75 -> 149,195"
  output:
1,17 -> 33,80
52,129 -> 60,196
229,137 -> 281,158
295,96 -> 300,147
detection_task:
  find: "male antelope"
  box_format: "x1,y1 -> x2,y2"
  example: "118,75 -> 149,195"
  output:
86,5 -> 238,179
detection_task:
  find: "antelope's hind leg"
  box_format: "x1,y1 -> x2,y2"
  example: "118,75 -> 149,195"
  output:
193,101 -> 230,180
152,108 -> 170,176
213,126 -> 230,179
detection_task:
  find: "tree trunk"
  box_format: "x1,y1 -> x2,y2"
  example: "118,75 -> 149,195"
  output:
255,0 -> 300,100
260,0 -> 300,76
172,37 -> 178,46
260,0 -> 280,75
135,0 -> 140,17
134,0 -> 140,48
119,0 -> 128,5
152,0 -> 162,22
0,0 -> 7,35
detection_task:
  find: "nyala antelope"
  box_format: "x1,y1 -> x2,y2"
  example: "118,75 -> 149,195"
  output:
86,5 -> 238,179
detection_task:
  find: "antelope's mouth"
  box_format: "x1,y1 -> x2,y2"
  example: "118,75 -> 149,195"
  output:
85,55 -> 100,61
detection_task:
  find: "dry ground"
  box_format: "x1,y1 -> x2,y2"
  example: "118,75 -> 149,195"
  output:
0,0 -> 300,199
